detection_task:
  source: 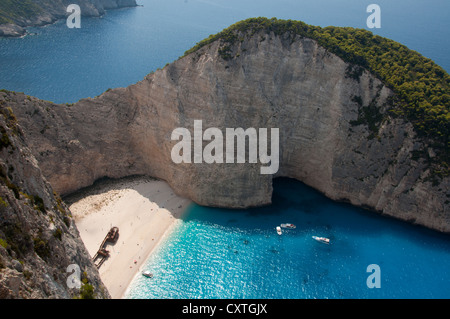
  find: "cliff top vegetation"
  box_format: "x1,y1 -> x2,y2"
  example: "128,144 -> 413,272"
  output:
0,0 -> 42,25
184,17 -> 449,175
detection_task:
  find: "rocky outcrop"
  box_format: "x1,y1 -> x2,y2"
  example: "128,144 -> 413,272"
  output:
0,104 -> 109,298
0,0 -> 137,37
3,28 -> 449,233
0,24 -> 27,38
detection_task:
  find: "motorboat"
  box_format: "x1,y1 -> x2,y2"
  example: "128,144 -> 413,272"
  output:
312,236 -> 330,244
142,271 -> 153,278
276,226 -> 282,235
280,223 -> 296,229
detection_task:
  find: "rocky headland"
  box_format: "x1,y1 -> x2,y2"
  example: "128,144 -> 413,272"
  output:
0,0 -> 137,37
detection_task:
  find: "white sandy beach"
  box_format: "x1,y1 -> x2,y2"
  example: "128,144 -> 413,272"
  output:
68,176 -> 191,299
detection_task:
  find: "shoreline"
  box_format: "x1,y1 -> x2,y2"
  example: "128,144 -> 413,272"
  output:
67,176 -> 192,299
0,3 -> 139,38
121,214 -> 182,298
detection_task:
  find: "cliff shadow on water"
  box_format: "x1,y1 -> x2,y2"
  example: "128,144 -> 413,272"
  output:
182,176 -> 450,250
126,176 -> 450,298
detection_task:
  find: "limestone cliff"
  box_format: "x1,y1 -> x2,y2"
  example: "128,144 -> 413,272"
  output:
3,22 -> 449,233
0,103 -> 109,298
0,0 -> 137,37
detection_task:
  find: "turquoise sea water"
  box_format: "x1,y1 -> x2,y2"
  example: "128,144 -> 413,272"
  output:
125,178 -> 450,299
0,0 -> 449,299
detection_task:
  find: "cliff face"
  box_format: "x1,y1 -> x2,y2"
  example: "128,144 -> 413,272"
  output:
0,104 -> 109,298
0,0 -> 137,37
4,29 -> 449,233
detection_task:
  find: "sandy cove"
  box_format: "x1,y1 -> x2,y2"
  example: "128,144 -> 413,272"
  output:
66,176 -> 192,299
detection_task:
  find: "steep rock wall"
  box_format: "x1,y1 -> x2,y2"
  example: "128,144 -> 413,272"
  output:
0,104 -> 109,298
5,31 -> 449,232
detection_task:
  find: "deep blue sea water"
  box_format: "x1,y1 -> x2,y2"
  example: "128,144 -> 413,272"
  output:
0,0 -> 449,103
0,0 -> 449,299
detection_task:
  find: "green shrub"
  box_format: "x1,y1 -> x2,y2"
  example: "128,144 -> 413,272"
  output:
0,0 -> 42,24
32,195 -> 46,213
53,228 -> 62,241
0,196 -> 8,208
33,236 -> 50,259
3,222 -> 31,257
75,272 -> 96,299
0,238 -> 8,249
23,269 -> 32,280
79,283 -> 95,299
0,125 -> 11,150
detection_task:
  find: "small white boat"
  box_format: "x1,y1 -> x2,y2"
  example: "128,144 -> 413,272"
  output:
280,223 -> 296,229
142,271 -> 153,278
312,236 -> 330,244
276,226 -> 282,235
